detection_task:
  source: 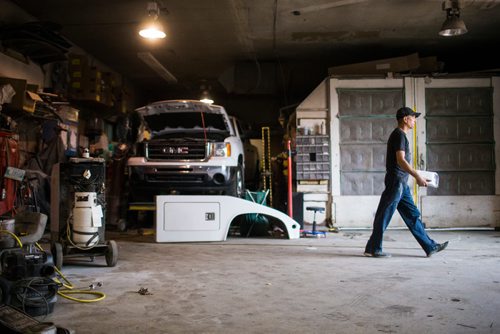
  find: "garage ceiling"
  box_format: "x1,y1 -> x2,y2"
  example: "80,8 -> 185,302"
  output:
3,0 -> 500,105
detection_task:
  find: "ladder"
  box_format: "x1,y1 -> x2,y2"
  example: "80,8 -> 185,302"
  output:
260,127 -> 272,207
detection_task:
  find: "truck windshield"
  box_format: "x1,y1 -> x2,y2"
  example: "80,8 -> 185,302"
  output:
143,112 -> 228,132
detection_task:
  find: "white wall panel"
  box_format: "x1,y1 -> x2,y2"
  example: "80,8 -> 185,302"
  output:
422,196 -> 500,228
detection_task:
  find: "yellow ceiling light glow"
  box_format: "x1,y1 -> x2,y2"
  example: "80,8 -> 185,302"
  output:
200,89 -> 214,104
139,1 -> 166,39
199,83 -> 214,104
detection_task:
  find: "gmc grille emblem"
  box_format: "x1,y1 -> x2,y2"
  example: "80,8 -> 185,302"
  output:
162,146 -> 189,154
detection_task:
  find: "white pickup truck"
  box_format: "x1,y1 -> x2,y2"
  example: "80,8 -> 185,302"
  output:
127,100 -> 245,202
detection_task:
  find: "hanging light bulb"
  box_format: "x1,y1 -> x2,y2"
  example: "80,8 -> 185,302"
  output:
200,90 -> 214,104
198,82 -> 215,104
439,0 -> 468,37
139,2 -> 166,39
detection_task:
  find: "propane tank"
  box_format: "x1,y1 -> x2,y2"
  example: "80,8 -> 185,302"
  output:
72,192 -> 102,247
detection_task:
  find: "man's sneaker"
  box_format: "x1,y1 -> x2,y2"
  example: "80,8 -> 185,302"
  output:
427,241 -> 449,257
364,251 -> 391,258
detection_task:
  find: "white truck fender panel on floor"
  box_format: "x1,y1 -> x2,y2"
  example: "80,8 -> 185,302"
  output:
156,195 -> 301,242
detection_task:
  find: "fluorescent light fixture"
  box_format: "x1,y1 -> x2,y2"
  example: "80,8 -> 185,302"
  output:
138,1 -> 166,39
137,52 -> 177,83
439,0 -> 468,36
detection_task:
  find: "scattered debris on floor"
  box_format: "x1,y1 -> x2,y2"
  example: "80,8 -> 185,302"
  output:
137,287 -> 153,295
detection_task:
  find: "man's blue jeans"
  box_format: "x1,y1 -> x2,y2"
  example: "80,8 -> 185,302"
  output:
365,176 -> 438,255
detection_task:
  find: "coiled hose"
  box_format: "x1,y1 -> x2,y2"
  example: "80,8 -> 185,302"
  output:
0,230 -> 106,303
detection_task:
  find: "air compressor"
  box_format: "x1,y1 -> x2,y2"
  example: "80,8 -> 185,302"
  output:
50,158 -> 118,269
71,192 -> 103,247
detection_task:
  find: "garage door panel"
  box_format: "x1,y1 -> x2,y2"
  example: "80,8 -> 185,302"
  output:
338,90 -> 403,116
339,88 -> 403,195
338,92 -> 372,116
457,117 -> 493,142
427,171 -> 495,196
457,90 -> 493,114
371,92 -> 404,115
341,172 -> 385,195
427,145 -> 460,170
426,117 -> 493,143
427,144 -> 495,170
426,88 -> 492,116
426,118 -> 458,142
340,118 -> 394,143
459,144 -> 495,170
340,144 -> 386,171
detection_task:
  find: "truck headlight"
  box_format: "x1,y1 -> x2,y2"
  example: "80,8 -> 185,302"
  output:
213,143 -> 231,157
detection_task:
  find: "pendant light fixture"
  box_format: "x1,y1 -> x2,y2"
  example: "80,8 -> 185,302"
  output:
200,91 -> 214,105
199,84 -> 214,104
439,0 -> 468,37
138,1 -> 166,39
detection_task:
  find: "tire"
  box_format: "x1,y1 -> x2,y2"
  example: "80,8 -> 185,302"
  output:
105,240 -> 118,267
227,166 -> 245,198
51,242 -> 63,270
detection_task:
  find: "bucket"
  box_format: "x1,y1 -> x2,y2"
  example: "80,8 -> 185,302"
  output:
0,218 -> 16,249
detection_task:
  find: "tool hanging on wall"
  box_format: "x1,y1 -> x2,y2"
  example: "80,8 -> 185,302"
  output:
261,127 -> 272,207
0,131 -> 19,216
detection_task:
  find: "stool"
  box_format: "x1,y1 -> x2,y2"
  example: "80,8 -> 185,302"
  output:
302,206 -> 326,238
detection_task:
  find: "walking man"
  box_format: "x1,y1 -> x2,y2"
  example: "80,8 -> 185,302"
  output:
364,107 -> 448,258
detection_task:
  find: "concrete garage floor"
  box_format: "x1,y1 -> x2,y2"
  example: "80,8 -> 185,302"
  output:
43,229 -> 500,334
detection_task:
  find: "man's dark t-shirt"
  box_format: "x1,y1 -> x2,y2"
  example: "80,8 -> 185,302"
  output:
386,128 -> 410,182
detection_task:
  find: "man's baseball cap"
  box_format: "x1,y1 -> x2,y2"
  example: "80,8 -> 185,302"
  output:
396,107 -> 421,119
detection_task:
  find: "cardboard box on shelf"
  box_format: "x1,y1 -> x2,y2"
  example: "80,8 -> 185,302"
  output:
69,87 -> 102,102
414,56 -> 443,74
53,103 -> 79,122
70,67 -> 101,87
24,89 -> 42,113
101,72 -> 117,107
328,53 -> 420,76
0,77 -> 41,113
68,53 -> 88,68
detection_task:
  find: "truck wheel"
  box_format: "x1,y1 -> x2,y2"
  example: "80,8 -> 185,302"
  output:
228,166 -> 245,198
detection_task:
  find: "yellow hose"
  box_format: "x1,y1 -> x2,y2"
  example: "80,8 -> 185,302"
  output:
0,230 -> 106,303
57,289 -> 106,303
34,243 -> 107,303
0,229 -> 23,248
